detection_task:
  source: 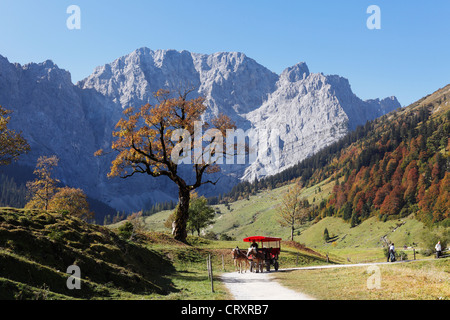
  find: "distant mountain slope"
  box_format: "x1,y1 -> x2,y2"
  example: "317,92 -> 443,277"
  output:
0,48 -> 400,212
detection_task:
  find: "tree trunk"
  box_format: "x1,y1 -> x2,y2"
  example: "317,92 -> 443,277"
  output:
291,225 -> 294,241
173,187 -> 190,243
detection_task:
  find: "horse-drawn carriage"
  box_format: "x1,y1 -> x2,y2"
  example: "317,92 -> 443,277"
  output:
244,236 -> 281,272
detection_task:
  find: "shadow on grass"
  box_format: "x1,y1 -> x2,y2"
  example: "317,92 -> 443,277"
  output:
172,271 -> 209,283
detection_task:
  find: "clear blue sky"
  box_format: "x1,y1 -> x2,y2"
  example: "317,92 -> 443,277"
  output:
0,0 -> 449,106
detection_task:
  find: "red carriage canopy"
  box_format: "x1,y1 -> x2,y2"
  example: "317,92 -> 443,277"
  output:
243,236 -> 282,243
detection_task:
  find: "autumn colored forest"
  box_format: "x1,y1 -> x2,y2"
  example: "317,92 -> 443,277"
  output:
325,106 -> 449,226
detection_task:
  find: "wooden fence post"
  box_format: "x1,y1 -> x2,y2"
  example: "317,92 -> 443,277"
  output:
222,254 -> 225,272
208,254 -> 214,293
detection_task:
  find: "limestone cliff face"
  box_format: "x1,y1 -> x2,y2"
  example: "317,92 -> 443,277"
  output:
242,68 -> 400,180
0,48 -> 400,211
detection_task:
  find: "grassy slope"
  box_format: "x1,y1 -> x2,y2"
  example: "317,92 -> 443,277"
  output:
295,215 -> 431,263
133,186 -> 290,237
140,177 -> 335,240
297,215 -> 425,249
0,208 -> 177,299
0,207 -> 326,300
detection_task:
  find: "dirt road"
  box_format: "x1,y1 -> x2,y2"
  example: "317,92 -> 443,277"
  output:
221,271 -> 315,300
221,260 -> 417,300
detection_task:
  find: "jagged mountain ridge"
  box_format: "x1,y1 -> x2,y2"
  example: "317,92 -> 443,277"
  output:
242,68 -> 400,180
0,48 -> 400,212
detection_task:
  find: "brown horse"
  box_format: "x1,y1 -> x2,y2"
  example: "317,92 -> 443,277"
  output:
246,247 -> 266,273
232,247 -> 249,273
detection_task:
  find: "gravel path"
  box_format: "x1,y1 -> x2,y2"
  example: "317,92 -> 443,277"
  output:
221,271 -> 315,300
221,260 -> 418,300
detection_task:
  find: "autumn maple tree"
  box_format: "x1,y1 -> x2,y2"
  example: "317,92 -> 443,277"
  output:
97,89 -> 238,243
0,106 -> 30,165
48,187 -> 93,221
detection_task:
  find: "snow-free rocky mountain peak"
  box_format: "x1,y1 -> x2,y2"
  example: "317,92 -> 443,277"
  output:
0,48 -> 401,211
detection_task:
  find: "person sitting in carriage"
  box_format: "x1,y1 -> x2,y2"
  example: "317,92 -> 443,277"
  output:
247,240 -> 259,258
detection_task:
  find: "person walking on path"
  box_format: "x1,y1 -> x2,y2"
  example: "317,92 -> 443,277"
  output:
388,243 -> 396,262
435,241 -> 442,259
